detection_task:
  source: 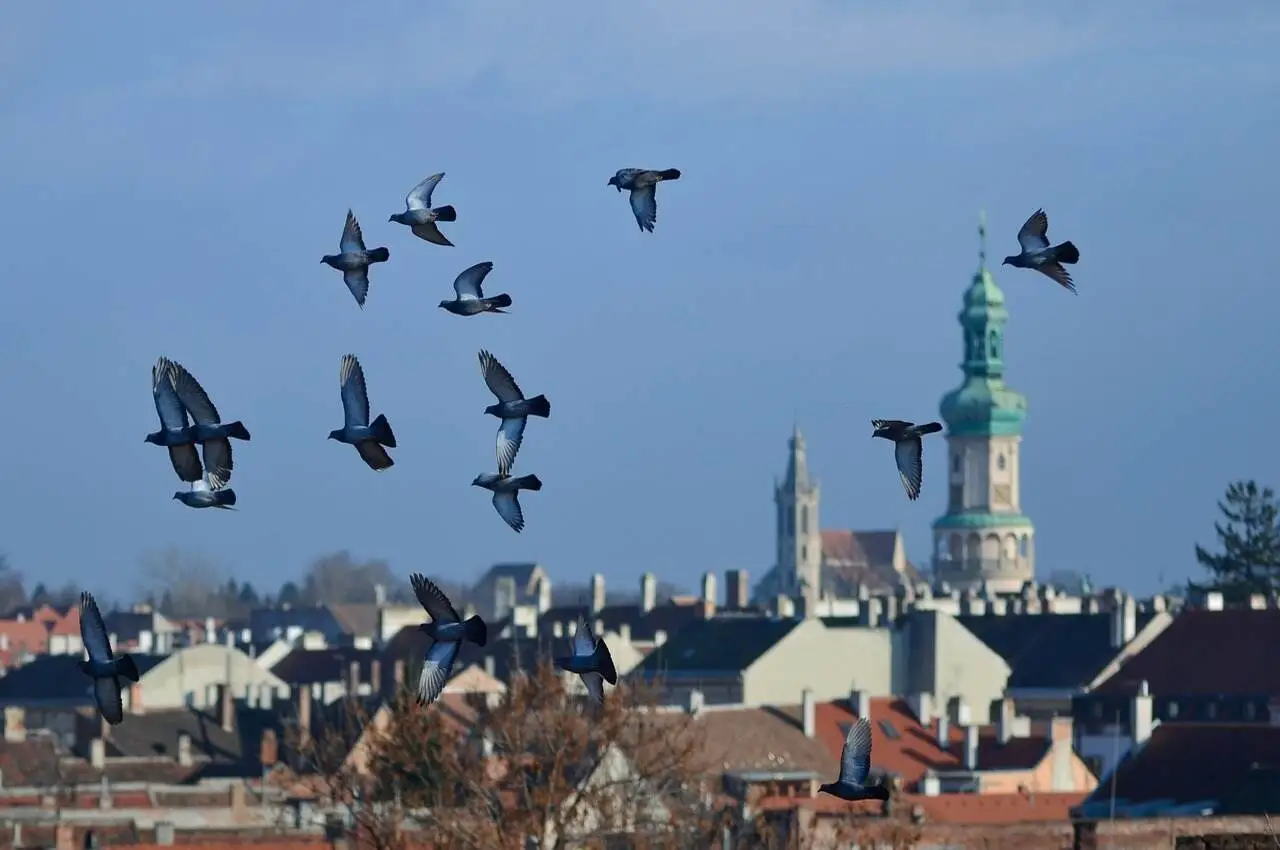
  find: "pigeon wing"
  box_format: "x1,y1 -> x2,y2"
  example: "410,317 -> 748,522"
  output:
339,210 -> 367,254
79,592 -> 114,663
573,617 -> 596,658
454,262 -> 494,300
1034,262 -> 1077,293
405,173 -> 443,211
838,717 -> 874,786
495,417 -> 527,478
168,445 -> 203,483
201,438 -> 234,487
872,419 -> 912,432
1016,209 -> 1051,253
629,185 -> 657,232
412,221 -> 454,246
492,490 -> 526,533
894,437 -> 925,501
478,350 -> 525,404
416,639 -> 459,706
343,268 -> 371,307
338,354 -> 371,427
167,362 -> 222,424
581,671 -> 605,704
94,676 -> 125,725
152,360 -> 190,431
409,573 -> 461,623
356,439 -> 394,471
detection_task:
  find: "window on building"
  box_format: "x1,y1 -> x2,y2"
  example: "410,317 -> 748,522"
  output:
1206,701 -> 1218,720
1019,535 -> 1029,558
1246,701 -> 1258,721
1167,701 -> 1179,719
997,454 -> 1006,471
800,505 -> 809,534
801,545 -> 807,562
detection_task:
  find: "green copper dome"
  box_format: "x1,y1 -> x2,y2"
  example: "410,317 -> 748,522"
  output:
939,213 -> 1027,438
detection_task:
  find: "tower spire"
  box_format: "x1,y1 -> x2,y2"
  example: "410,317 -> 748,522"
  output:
978,209 -> 987,269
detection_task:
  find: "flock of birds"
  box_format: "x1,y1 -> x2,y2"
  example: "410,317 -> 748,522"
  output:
74,164 -> 1082,805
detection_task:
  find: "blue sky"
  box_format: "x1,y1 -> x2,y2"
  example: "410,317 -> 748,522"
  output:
1,2 -> 1277,602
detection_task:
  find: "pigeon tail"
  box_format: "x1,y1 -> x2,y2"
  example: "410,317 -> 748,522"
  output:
213,489 -> 237,508
366,247 -> 391,263
370,413 -> 397,448
657,169 -> 682,181
514,474 -> 543,491
433,205 -> 457,223
914,422 -> 943,436
114,654 -> 141,683
462,614 -> 488,647
225,421 -> 251,441
1054,241 -> 1081,264
526,394 -> 551,418
594,638 -> 618,685
486,293 -> 513,309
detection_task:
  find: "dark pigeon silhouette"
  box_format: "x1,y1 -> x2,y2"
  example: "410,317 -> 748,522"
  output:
608,168 -> 682,232
871,419 -> 943,501
408,573 -> 487,706
554,615 -> 618,704
818,716 -> 891,802
1003,208 -> 1080,293
321,211 -> 390,308
439,262 -> 511,316
389,173 -> 457,246
78,592 -> 141,725
478,349 -> 551,477
329,354 -> 397,471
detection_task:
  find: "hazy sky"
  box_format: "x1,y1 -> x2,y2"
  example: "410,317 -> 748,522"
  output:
1,2 -> 1276,602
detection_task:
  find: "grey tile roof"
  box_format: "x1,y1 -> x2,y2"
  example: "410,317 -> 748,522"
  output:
0,654 -> 167,703
632,616 -> 802,676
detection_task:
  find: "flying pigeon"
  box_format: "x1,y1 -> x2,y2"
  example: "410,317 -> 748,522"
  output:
329,354 -> 397,471
408,572 -> 488,707
173,475 -> 238,510
165,360 -> 250,488
438,262 -> 511,316
478,350 -> 551,477
607,168 -> 682,233
78,591 -> 142,726
818,716 -> 891,802
472,472 -> 542,533
145,357 -> 202,484
1002,209 -> 1081,293
389,173 -> 457,246
554,616 -> 618,704
871,419 -> 943,501
321,210 -> 391,308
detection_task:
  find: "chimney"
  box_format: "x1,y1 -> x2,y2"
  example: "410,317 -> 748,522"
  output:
483,655 -> 496,678
653,629 -> 667,647
347,660 -> 360,695
726,570 -> 750,610
90,737 -> 105,769
996,696 -> 1015,744
801,688 -> 815,738
920,770 -> 941,797
259,729 -> 278,767
1083,596 -> 1101,614
369,659 -> 382,696
4,706 -> 26,742
177,733 -> 192,767
1204,590 -> 1225,611
589,573 -> 607,614
552,621 -> 563,638
204,617 -> 216,643
701,572 -> 717,617
850,688 -> 871,720
229,782 -> 246,811
936,712 -> 950,749
296,686 -> 312,750
374,583 -> 387,606
54,823 -> 75,850
963,725 -> 980,770
618,623 -> 631,644
154,822 -> 175,847
686,689 -> 705,716
775,595 -> 796,619
1131,680 -> 1153,747
640,573 -> 657,614
1111,594 -> 1137,648
393,659 -> 406,691
950,697 -> 972,726
218,684 -> 235,733
908,692 -> 932,728
259,683 -> 274,711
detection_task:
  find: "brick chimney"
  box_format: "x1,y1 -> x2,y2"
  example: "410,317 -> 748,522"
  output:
177,733 -> 192,767
725,569 -> 750,611
259,728 -> 278,767
297,686 -> 312,750
129,683 -> 145,715
640,573 -> 657,614
90,737 -> 106,769
348,660 -> 360,695
218,684 -> 235,733
54,822 -> 75,850
589,573 -> 607,614
369,659 -> 382,696
701,572 -> 717,618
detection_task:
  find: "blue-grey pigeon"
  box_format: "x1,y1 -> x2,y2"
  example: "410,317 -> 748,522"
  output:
329,354 -> 397,471
607,168 -> 682,232
389,173 -> 457,246
165,359 -> 250,488
173,475 -> 238,510
408,572 -> 487,706
471,472 -> 542,533
78,591 -> 141,725
438,262 -> 511,316
871,419 -> 943,501
321,210 -> 391,308
554,616 -> 618,704
818,716 -> 890,802
478,350 -> 551,477
145,357 -> 203,484
1002,209 -> 1080,293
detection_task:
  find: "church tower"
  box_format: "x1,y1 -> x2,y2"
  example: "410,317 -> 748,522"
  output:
932,213 -> 1035,594
775,425 -> 822,610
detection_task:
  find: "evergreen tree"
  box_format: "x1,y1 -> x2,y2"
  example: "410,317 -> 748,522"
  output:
1193,480 -> 1280,597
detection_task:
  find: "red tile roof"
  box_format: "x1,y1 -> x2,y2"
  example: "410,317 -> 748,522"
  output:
1093,609 -> 1280,696
762,790 -> 1088,824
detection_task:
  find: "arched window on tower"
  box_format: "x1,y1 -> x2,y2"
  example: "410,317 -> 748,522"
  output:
997,453 -> 1006,471
800,505 -> 809,535
988,329 -> 1002,359
1019,534 -> 1030,558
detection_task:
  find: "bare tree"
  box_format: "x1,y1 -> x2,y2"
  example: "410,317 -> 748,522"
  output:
136,546 -> 228,618
301,551 -> 398,605
0,554 -> 28,615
